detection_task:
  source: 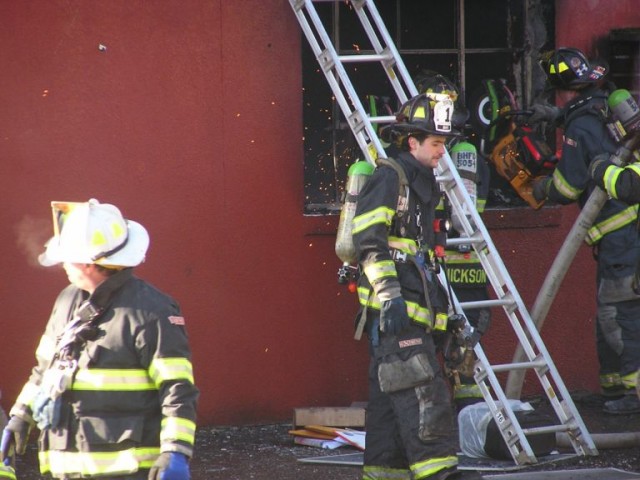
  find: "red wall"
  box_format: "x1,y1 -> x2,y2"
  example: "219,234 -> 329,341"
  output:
0,0 -> 369,426
0,0 -> 637,427
556,0 -> 640,56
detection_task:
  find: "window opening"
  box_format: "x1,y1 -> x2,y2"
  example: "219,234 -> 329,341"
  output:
302,0 -> 554,214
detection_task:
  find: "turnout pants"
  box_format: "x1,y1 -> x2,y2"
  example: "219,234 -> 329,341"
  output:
363,323 -> 458,479
596,228 -> 640,392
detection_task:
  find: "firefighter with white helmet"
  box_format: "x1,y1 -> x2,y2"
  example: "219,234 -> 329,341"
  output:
1,199 -> 199,479
353,94 -> 481,480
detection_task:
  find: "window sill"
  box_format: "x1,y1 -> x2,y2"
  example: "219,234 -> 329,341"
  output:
483,205 -> 563,229
303,205 -> 564,236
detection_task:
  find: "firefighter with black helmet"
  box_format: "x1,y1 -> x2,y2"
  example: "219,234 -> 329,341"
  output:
531,47 -> 640,414
353,94 -> 481,480
0,199 -> 199,479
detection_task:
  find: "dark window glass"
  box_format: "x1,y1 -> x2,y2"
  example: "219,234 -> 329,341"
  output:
465,0 -> 524,48
399,2 -> 456,50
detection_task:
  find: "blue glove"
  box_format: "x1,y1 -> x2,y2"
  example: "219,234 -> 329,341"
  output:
0,459 -> 16,480
1,416 -> 32,460
0,428 -> 13,467
379,297 -> 411,335
148,452 -> 191,480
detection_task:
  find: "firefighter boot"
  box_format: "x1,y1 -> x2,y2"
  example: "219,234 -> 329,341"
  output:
600,372 -> 625,399
432,467 -> 484,479
602,385 -> 625,399
603,391 -> 640,415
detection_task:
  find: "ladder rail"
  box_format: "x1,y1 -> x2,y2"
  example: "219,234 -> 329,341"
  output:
290,0 -> 598,465
439,153 -> 598,457
473,345 -> 538,463
350,0 -> 418,103
446,289 -> 539,463
291,0 -> 387,164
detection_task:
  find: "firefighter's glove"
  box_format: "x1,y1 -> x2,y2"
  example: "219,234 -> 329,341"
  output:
466,309 -> 490,348
1,416 -> 32,459
148,452 -> 191,480
466,330 -> 483,348
446,314 -> 466,334
532,176 -> 550,202
589,153 -> 613,190
528,103 -> 560,125
379,297 -> 411,335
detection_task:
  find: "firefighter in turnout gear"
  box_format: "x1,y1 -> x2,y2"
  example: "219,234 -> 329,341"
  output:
0,199 -> 199,479
531,47 -> 640,414
353,94 -> 480,480
443,141 -> 491,412
416,70 -> 492,411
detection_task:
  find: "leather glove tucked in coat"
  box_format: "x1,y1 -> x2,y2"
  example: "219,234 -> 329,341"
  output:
532,176 -> 551,202
148,452 -> 191,480
589,152 -> 614,190
379,296 -> 411,335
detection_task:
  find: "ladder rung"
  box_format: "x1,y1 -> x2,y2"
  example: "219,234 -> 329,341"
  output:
489,359 -> 548,373
460,298 -> 514,310
523,424 -> 570,436
339,53 -> 390,63
435,172 -> 454,183
369,115 -> 396,124
435,173 -> 456,191
446,233 -> 483,247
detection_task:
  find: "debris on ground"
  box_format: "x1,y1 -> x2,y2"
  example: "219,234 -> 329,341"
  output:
7,392 -> 640,479
289,425 -> 365,450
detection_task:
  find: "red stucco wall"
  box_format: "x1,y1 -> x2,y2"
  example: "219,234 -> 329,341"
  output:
556,0 -> 640,56
0,0 -> 363,426
0,0 -> 638,427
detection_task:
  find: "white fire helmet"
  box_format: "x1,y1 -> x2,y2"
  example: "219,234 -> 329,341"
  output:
38,199 -> 150,268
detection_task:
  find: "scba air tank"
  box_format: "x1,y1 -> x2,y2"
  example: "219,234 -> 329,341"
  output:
449,141 -> 478,234
608,89 -> 640,139
335,160 -> 375,265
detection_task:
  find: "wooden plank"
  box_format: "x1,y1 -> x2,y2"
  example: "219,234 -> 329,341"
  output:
293,407 -> 365,428
288,428 -> 336,440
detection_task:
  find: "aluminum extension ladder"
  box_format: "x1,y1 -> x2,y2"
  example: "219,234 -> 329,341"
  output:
289,0 -> 599,466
